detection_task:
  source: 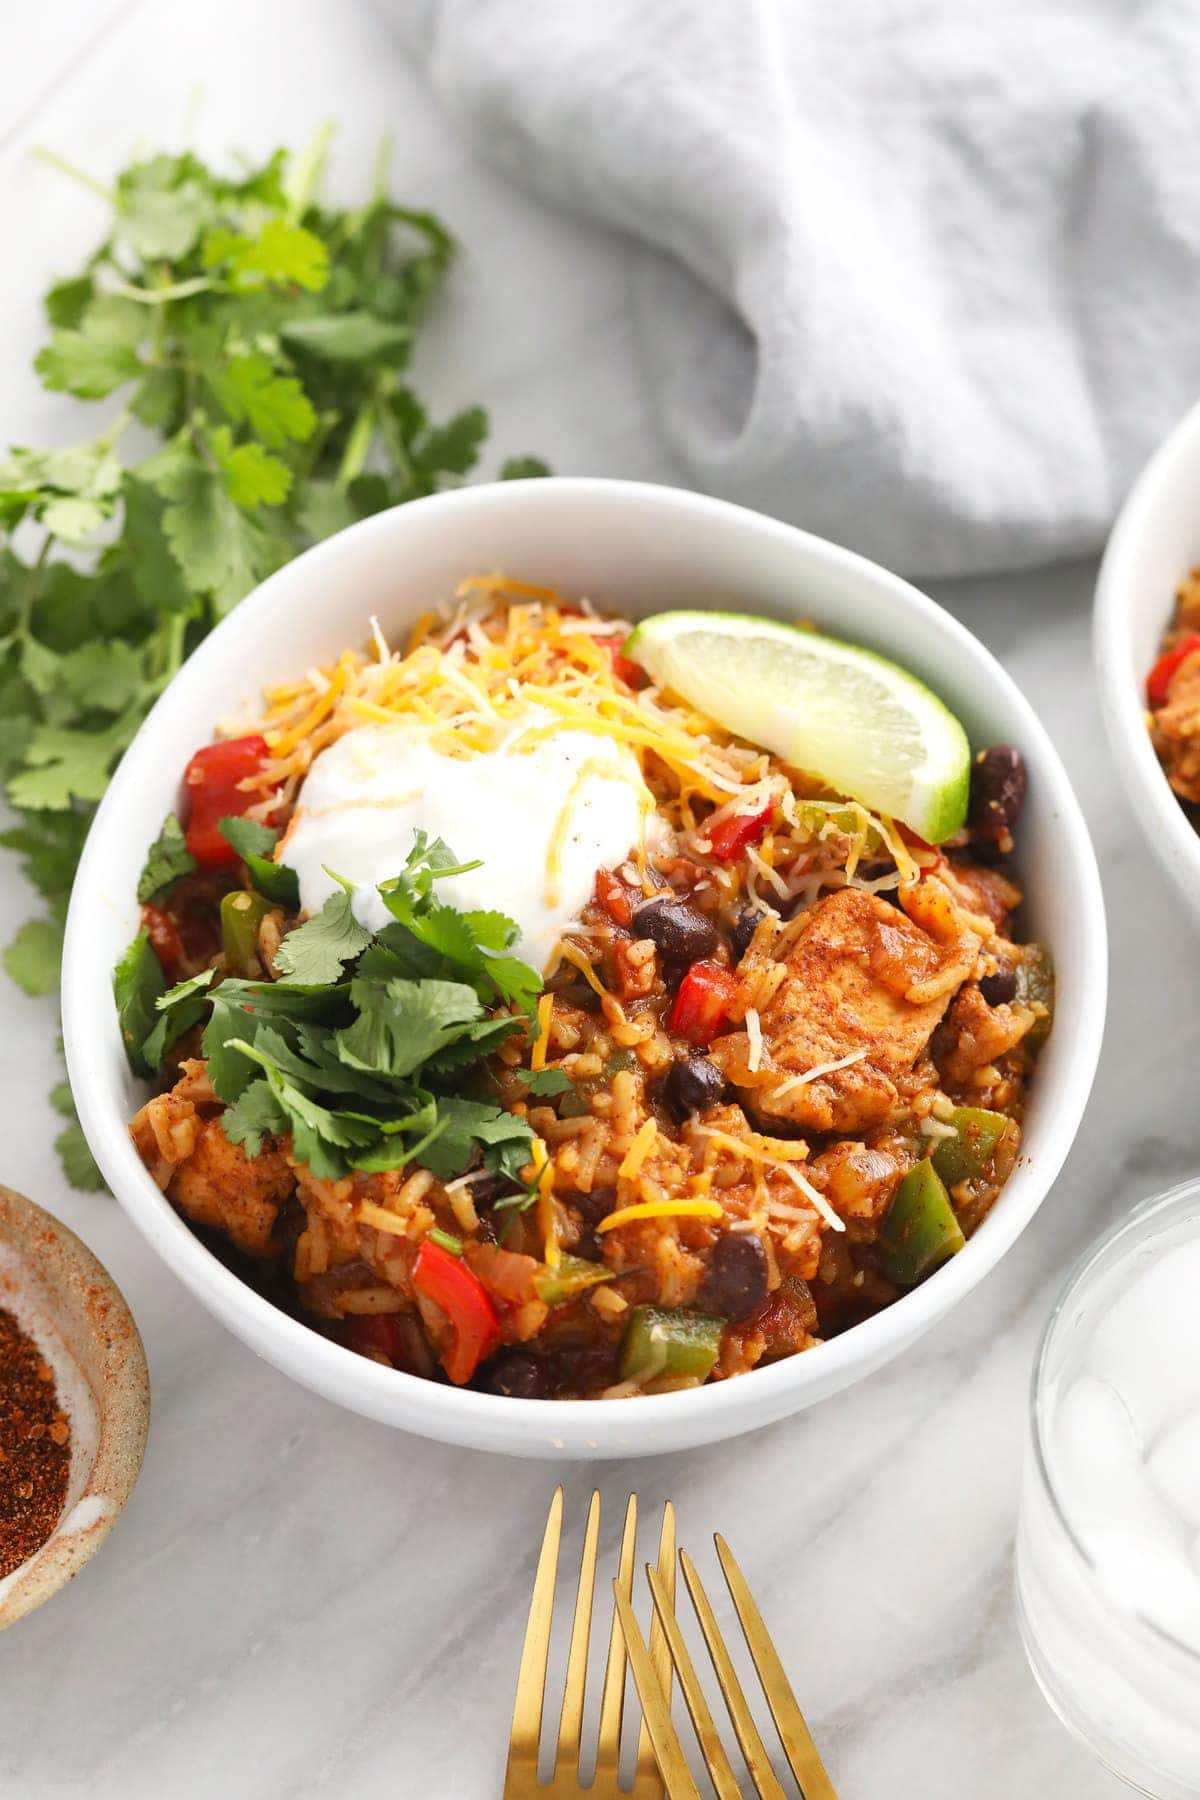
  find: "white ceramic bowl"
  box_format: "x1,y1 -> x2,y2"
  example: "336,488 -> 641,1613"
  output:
63,479 -> 1107,1459
1095,396 -> 1200,923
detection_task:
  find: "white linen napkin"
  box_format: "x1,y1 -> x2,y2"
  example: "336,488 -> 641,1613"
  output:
381,0 -> 1200,579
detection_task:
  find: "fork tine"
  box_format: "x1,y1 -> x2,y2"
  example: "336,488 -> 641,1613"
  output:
613,1582 -> 702,1800
632,1502 -> 676,1795
715,1535 -> 839,1800
679,1549 -> 787,1800
504,1487 -> 563,1797
646,1565 -> 742,1800
554,1489 -> 602,1778
595,1492 -> 638,1785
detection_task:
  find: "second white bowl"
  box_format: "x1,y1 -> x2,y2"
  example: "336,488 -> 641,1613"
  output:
1095,394 -> 1200,924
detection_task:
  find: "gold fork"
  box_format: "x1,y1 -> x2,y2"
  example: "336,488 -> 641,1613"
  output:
503,1487 -> 678,1798
615,1536 -> 840,1800
505,1491 -> 839,1800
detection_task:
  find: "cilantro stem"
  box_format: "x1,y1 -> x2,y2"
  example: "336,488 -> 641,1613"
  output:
285,121 -> 335,225
32,147 -> 115,203
335,397 -> 375,490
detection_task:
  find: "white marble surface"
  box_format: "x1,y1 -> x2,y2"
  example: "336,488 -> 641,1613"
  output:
0,5 -> 1187,1796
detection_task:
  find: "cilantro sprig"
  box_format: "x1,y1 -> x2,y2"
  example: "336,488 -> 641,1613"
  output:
0,132 -> 547,1185
114,834 -> 543,1190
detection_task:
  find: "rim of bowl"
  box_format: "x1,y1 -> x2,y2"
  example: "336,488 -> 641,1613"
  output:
1094,394 -> 1200,907
1029,1176 -> 1200,1670
62,477 -> 1108,1454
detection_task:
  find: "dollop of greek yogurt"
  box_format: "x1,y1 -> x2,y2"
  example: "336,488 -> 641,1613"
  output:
279,713 -> 653,971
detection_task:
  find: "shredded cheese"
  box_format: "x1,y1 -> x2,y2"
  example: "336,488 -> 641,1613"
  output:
745,1007 -> 763,1073
597,1198 -> 724,1234
617,1117 -> 658,1181
770,1047 -> 871,1099
530,993 -> 554,1072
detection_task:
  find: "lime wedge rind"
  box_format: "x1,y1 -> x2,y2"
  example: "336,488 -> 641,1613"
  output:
623,611 -> 971,843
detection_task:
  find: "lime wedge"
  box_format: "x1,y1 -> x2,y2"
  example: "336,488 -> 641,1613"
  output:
623,611 -> 971,843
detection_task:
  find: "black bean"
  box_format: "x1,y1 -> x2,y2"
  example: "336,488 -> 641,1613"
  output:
730,906 -> 759,961
697,1232 -> 769,1322
979,965 -> 1017,1007
969,746 -> 1027,846
663,1055 -> 726,1119
480,1350 -> 548,1400
632,896 -> 718,963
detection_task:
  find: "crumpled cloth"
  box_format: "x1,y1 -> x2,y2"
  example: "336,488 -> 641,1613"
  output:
383,0 -> 1200,578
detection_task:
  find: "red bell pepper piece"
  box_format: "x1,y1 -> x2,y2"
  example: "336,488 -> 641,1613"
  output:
595,868 -> 633,926
668,960 -> 740,1044
142,903 -> 184,980
183,735 -> 271,868
599,635 -> 644,688
1147,634 -> 1200,708
412,1238 -> 500,1385
705,802 -> 773,862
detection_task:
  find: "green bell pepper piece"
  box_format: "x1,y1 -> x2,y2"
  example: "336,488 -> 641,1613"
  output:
220,889 -> 274,978
877,1159 -> 965,1287
618,1305 -> 725,1382
793,800 -> 885,852
1015,943 -> 1055,1047
534,1255 -> 613,1305
932,1107 -> 1018,1188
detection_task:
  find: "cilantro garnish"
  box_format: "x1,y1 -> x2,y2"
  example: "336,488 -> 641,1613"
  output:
525,1068 -> 572,1097
116,835 -> 544,1188
137,813 -> 196,904
217,816 -> 299,909
0,133 -> 547,1185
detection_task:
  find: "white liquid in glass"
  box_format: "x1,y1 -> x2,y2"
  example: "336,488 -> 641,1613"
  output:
1018,1198 -> 1200,1797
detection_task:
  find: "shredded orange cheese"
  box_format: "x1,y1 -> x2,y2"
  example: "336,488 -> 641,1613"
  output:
597,1198 -> 724,1234
530,994 -> 554,1072
617,1117 -> 658,1181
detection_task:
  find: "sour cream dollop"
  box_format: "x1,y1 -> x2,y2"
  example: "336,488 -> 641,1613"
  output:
279,715 -> 652,971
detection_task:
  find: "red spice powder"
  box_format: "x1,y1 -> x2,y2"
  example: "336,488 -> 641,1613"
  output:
0,1306 -> 70,1579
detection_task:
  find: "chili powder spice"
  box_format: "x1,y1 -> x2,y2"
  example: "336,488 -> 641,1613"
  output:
0,1306 -> 70,1578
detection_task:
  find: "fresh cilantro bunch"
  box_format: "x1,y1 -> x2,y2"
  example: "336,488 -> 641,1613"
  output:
117,833 -> 543,1189
0,132 -> 546,1186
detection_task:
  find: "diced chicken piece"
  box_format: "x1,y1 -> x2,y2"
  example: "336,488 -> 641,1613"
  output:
936,984 -> 1037,1085
713,886 -> 979,1134
130,1087 -> 295,1260
130,1093 -> 201,1189
164,1112 -> 292,1259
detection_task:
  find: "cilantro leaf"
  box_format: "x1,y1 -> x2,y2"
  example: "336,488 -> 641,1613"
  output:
36,331 -> 142,400
203,218 -> 329,291
221,1077 -> 288,1158
416,1099 -> 534,1182
113,929 -> 165,1075
55,1120 -> 106,1191
525,1068 -> 572,1097
500,456 -> 551,481
280,312 -> 410,364
209,426 -> 292,508
209,352 -> 316,449
217,815 -> 299,908
141,967 -> 215,1068
272,882 -> 371,984
137,812 -> 196,903
2,916 -> 63,996
335,976 -> 488,1079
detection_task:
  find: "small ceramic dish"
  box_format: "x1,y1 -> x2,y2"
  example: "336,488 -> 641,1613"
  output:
0,1186 -> 149,1629
1095,394 -> 1200,923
